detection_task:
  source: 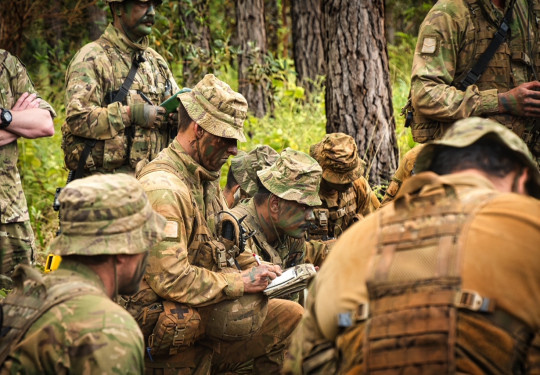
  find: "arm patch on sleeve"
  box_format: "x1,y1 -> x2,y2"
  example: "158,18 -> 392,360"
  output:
421,36 -> 438,54
164,219 -> 180,240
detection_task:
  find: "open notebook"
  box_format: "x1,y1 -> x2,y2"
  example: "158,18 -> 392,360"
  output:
263,264 -> 317,298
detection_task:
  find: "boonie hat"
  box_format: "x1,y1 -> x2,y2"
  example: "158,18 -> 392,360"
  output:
257,148 -> 322,206
179,74 -> 248,142
414,117 -> 540,199
50,174 -> 167,256
231,145 -> 279,196
310,133 -> 365,184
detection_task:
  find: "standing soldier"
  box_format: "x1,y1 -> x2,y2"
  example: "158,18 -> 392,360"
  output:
133,74 -> 304,374
308,133 -> 380,242
1,173 -> 167,374
230,148 -> 322,268
284,118 -> 540,374
0,49 -> 56,288
223,145 -> 279,208
408,0 -> 540,160
62,0 -> 179,178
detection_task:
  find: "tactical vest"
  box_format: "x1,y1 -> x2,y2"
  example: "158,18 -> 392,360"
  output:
335,185 -> 534,374
309,187 -> 361,241
62,38 -> 174,173
0,265 -> 102,365
410,0 -> 540,153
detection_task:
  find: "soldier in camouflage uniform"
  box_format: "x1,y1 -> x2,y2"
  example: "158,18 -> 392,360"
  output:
307,133 -> 380,243
223,145 -> 279,208
284,117 -> 540,374
230,148 -> 322,270
0,49 -> 56,289
62,0 -> 179,176
134,74 -> 304,374
380,143 -> 426,205
410,0 -> 540,160
1,173 -> 167,374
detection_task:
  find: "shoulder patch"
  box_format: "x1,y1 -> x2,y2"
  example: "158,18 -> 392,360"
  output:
164,219 -> 179,240
421,37 -> 438,54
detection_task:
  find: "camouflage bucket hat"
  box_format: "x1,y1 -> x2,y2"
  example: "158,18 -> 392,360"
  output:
231,145 -> 279,196
50,174 -> 167,256
310,133 -> 365,184
257,148 -> 322,206
179,74 -> 248,142
414,117 -> 540,199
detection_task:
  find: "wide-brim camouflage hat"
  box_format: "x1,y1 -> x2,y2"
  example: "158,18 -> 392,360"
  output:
257,148 -> 322,206
414,117 -> 540,199
179,74 -> 247,142
310,133 -> 365,184
231,145 -> 279,196
50,174 -> 167,256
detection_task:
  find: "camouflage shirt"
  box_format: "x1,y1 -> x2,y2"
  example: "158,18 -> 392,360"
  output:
311,176 -> 380,239
62,24 -> 179,173
137,139 -> 254,307
1,260 -> 144,374
411,0 -> 540,147
0,49 -> 56,224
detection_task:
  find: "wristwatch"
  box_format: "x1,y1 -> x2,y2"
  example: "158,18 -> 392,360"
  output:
0,108 -> 13,129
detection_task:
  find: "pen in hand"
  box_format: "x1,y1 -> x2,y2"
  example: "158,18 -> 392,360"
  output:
253,253 -> 262,265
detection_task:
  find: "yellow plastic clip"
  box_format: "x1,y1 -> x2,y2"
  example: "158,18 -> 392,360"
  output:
44,254 -> 62,273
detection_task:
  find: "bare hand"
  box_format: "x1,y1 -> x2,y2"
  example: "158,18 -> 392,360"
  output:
498,81 -> 540,117
241,264 -> 282,293
12,93 -> 41,111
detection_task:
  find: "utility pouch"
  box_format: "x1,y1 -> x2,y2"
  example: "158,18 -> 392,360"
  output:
147,300 -> 203,356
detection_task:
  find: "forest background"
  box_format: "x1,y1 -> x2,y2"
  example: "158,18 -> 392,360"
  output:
0,0 -> 435,260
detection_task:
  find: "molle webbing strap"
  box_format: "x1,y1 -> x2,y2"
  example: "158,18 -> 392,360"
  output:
361,186 -> 498,374
457,0 -> 517,90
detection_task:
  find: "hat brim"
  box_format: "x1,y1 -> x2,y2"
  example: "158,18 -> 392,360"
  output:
322,161 -> 364,185
179,91 -> 247,142
50,210 -> 166,256
258,174 -> 322,207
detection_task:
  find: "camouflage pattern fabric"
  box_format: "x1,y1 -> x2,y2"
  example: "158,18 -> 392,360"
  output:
381,144 -> 426,205
231,145 -> 279,196
179,74 -> 248,141
136,140 -> 304,373
0,49 -> 56,284
284,172 -> 540,374
415,117 -> 540,198
50,173 -> 167,256
312,176 -> 380,239
411,0 -> 540,154
257,148 -> 322,206
310,132 -> 365,185
62,24 -> 179,173
0,260 -> 145,374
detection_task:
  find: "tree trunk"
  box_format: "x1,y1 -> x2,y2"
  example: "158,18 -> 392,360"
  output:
236,0 -> 268,118
265,0 -> 280,55
323,0 -> 398,186
86,3 -> 106,41
179,0 -> 212,87
290,0 -> 325,92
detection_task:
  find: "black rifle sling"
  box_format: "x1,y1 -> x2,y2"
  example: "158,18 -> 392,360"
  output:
457,0 -> 517,90
73,52 -> 145,180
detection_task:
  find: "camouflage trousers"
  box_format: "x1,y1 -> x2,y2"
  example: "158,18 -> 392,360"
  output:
145,298 -> 304,375
0,221 -> 35,289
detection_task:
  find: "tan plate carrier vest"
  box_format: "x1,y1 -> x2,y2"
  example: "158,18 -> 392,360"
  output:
337,185 -> 534,374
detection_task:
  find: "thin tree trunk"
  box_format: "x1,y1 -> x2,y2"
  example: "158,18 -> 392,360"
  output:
291,0 -> 325,92
323,0 -> 398,186
179,0 -> 212,87
265,0 -> 280,55
236,0 -> 268,118
86,3 -> 106,41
